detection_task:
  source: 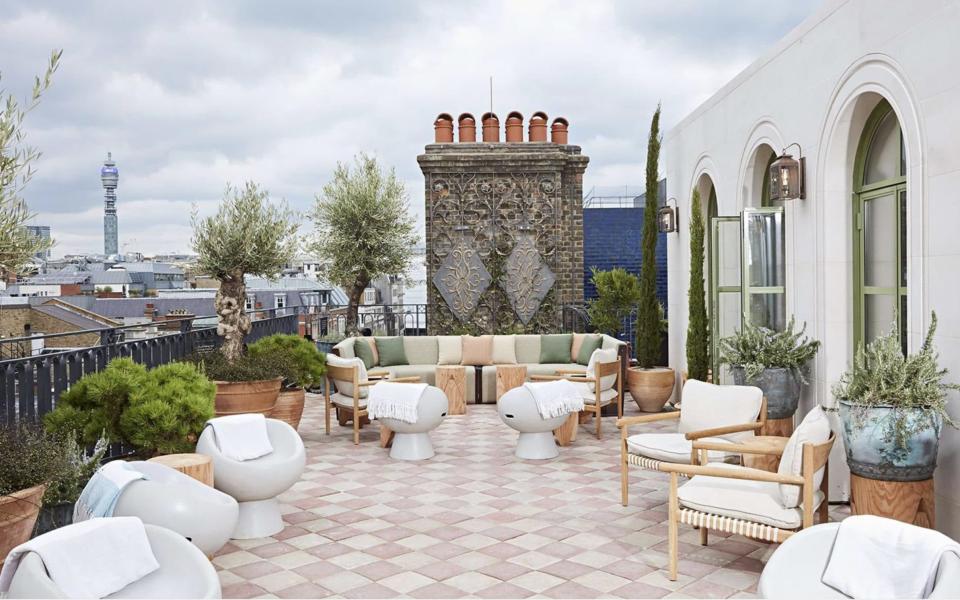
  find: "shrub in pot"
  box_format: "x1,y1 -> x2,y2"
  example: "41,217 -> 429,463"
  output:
832,313 -> 958,482
586,267 -> 641,338
248,334 -> 326,430
188,351 -> 282,416
719,317 -> 820,420
35,436 -> 107,536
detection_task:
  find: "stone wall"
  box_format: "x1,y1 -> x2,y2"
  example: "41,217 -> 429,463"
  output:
418,142 -> 588,334
0,307 -> 100,353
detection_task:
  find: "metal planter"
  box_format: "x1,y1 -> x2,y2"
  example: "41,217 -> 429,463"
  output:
731,366 -> 801,419
839,400 -> 941,481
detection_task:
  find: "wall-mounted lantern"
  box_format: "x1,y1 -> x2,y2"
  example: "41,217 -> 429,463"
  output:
769,143 -> 806,201
658,197 -> 679,233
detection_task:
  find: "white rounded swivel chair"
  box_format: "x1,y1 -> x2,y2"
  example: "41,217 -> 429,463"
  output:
196,418 -> 306,539
114,461 -> 239,556
5,524 -> 221,599
498,386 -> 569,460
758,522 -> 960,598
377,386 -> 448,460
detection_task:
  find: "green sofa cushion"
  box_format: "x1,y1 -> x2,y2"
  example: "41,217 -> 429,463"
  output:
540,334 -> 573,364
353,338 -> 377,369
375,337 -> 408,367
576,334 -> 603,365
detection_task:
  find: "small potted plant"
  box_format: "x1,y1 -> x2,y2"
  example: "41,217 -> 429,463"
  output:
586,267 -> 641,339
188,351 -> 283,417
36,436 -> 108,535
833,313 -> 957,484
248,334 -> 326,430
0,425 -> 68,563
719,317 -> 820,421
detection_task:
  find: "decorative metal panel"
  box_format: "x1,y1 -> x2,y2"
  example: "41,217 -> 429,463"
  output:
502,233 -> 555,324
432,231 -> 491,322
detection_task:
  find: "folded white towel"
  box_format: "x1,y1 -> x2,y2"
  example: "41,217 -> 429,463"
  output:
0,516 -> 159,599
368,381 -> 428,424
523,380 -> 584,419
822,515 -> 960,598
207,413 -> 274,461
73,460 -> 145,522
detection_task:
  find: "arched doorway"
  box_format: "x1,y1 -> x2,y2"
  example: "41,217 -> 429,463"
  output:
853,99 -> 907,353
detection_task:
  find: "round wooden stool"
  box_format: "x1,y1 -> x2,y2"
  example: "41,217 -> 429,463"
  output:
850,473 -> 935,528
148,453 -> 214,487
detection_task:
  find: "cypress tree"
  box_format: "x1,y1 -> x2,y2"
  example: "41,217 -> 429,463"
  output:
635,105 -> 662,368
686,188 -> 710,380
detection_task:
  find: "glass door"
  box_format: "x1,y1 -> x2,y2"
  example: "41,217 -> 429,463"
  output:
710,216 -> 742,383
741,207 -> 786,331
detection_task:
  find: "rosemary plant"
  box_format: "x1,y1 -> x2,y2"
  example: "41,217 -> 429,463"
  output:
719,317 -> 820,383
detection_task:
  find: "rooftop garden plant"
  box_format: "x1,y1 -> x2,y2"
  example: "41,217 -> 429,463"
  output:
586,267 -> 641,337
685,188 -> 709,382
719,317 -> 820,383
248,334 -> 326,390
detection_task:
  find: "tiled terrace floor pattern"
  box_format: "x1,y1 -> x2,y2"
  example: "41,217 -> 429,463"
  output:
214,395 -> 847,599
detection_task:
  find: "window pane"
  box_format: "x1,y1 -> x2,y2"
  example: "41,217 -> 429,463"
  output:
864,293 -> 897,345
863,191 -> 898,287
714,220 -> 740,288
864,109 -> 901,184
747,292 -> 785,331
715,291 -> 741,384
743,211 -> 785,288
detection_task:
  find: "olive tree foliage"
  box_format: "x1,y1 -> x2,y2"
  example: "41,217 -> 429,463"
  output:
0,50 -> 61,277
308,154 -> 418,334
191,182 -> 299,361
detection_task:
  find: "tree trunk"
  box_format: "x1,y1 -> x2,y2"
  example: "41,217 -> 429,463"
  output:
346,284 -> 364,336
216,271 -> 251,362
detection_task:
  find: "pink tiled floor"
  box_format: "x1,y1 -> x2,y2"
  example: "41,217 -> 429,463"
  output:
213,394 -> 846,599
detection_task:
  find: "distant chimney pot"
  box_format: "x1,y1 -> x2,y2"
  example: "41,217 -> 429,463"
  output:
505,111 -> 524,142
457,113 -> 476,142
481,112 -> 500,143
551,117 -> 569,144
529,111 -> 548,142
434,113 -> 454,143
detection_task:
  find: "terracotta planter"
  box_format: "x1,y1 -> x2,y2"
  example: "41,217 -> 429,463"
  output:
627,367 -> 675,413
1,484 -> 46,566
215,378 -> 281,416
271,387 -> 306,431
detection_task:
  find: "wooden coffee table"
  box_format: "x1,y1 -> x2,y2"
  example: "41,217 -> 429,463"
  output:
148,453 -> 214,487
436,365 -> 466,415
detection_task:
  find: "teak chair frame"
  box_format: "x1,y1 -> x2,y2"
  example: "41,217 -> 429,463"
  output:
324,364 -> 419,445
529,358 -> 623,440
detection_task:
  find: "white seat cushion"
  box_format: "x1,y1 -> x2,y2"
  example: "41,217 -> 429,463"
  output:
330,393 -> 367,409
574,383 -> 617,405
678,463 -> 824,529
626,433 -> 730,463
678,379 -> 763,442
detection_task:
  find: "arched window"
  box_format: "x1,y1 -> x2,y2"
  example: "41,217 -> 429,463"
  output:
853,99 -> 907,352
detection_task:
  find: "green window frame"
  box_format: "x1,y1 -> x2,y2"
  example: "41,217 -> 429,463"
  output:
852,100 -> 907,353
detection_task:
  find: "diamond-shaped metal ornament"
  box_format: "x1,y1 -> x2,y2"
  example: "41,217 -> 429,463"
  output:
502,234 -> 554,324
433,233 -> 491,322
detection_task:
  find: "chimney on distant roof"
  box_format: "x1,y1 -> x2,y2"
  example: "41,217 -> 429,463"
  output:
551,117 -> 569,144
457,113 -> 476,142
529,112 -> 548,142
144,303 -> 155,320
481,112 -> 500,142
433,113 -> 454,143
505,112 -> 524,142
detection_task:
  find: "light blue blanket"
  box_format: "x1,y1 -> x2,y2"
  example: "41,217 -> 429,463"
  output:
73,461 -> 146,522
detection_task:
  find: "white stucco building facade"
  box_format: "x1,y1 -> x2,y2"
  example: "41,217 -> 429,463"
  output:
664,0 -> 960,537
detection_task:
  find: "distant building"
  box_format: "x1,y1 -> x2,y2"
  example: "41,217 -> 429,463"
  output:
25,225 -> 51,259
101,153 -> 119,256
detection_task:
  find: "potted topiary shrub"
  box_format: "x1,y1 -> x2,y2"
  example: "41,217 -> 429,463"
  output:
187,351 -> 283,417
248,334 -> 326,430
833,313 -> 958,488
35,436 -> 107,535
719,317 -> 820,424
586,267 -> 641,338
0,425 -> 68,564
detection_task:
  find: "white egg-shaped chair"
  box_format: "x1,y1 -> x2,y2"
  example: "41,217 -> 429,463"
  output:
196,418 -> 305,539
377,385 -> 448,460
5,524 -> 221,599
498,386 -> 570,460
114,461 -> 238,556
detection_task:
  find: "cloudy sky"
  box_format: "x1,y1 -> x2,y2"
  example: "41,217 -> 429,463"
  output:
5,0 -> 820,257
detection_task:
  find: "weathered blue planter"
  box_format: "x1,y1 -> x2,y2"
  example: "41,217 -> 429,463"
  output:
839,400 -> 942,481
731,366 -> 801,419
34,502 -> 73,536
316,341 -> 338,355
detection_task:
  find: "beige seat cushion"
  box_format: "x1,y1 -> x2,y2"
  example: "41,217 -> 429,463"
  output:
330,392 -> 368,409
575,384 -> 618,406
403,337 -> 439,365
437,336 -> 462,365
626,432 -> 729,463
585,348 -> 618,392
333,338 -> 356,359
778,406 -> 832,507
461,335 -> 493,366
515,335 -> 542,364
382,364 -> 438,386
524,363 -> 582,377
679,379 -> 763,442
492,335 -> 518,364
678,463 -> 824,529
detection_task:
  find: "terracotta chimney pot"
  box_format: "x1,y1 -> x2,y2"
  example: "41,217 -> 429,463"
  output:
505,111 -> 524,142
551,117 -> 569,144
529,111 -> 548,142
458,113 -> 476,142
481,112 -> 500,142
434,113 -> 454,143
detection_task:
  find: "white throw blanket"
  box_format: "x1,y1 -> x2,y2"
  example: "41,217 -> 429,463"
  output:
523,380 -> 584,419
368,381 -> 428,424
73,460 -> 145,522
0,517 -> 159,599
822,515 -> 960,598
207,413 -> 274,461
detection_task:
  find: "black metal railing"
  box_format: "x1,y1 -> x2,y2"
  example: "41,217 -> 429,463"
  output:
301,304 -> 429,339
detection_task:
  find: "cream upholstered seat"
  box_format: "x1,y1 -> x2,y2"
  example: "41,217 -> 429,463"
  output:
617,379 -> 766,506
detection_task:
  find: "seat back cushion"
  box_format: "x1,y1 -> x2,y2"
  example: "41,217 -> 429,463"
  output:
438,336 -> 462,365
461,335 -> 493,366
777,405 -> 832,508
492,335 -> 518,364
326,354 -> 368,398
403,337 -> 439,365
354,337 -> 378,369
586,348 -> 619,391
515,335 -> 541,364
575,334 -> 603,366
375,337 -> 409,367
540,334 -> 573,364
678,379 -> 762,442
333,338 -> 356,359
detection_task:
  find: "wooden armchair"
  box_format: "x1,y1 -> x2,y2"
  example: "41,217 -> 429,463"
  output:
530,357 -> 623,439
660,430 -> 835,581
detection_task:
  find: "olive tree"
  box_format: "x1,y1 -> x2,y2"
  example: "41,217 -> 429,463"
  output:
191,182 -> 298,361
0,50 -> 61,277
308,154 -> 418,334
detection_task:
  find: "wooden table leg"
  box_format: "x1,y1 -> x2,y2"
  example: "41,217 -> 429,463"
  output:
380,426 -> 395,448
554,412 -> 579,446
436,366 -> 466,415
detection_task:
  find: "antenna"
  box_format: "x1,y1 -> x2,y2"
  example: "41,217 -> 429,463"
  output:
489,76 -> 493,117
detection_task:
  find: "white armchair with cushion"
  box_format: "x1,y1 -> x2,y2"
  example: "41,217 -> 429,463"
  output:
617,378 -> 766,506
5,524 -> 221,599
196,418 -> 306,539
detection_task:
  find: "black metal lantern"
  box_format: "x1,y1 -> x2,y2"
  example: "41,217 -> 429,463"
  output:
769,143 -> 805,201
658,197 -> 678,233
